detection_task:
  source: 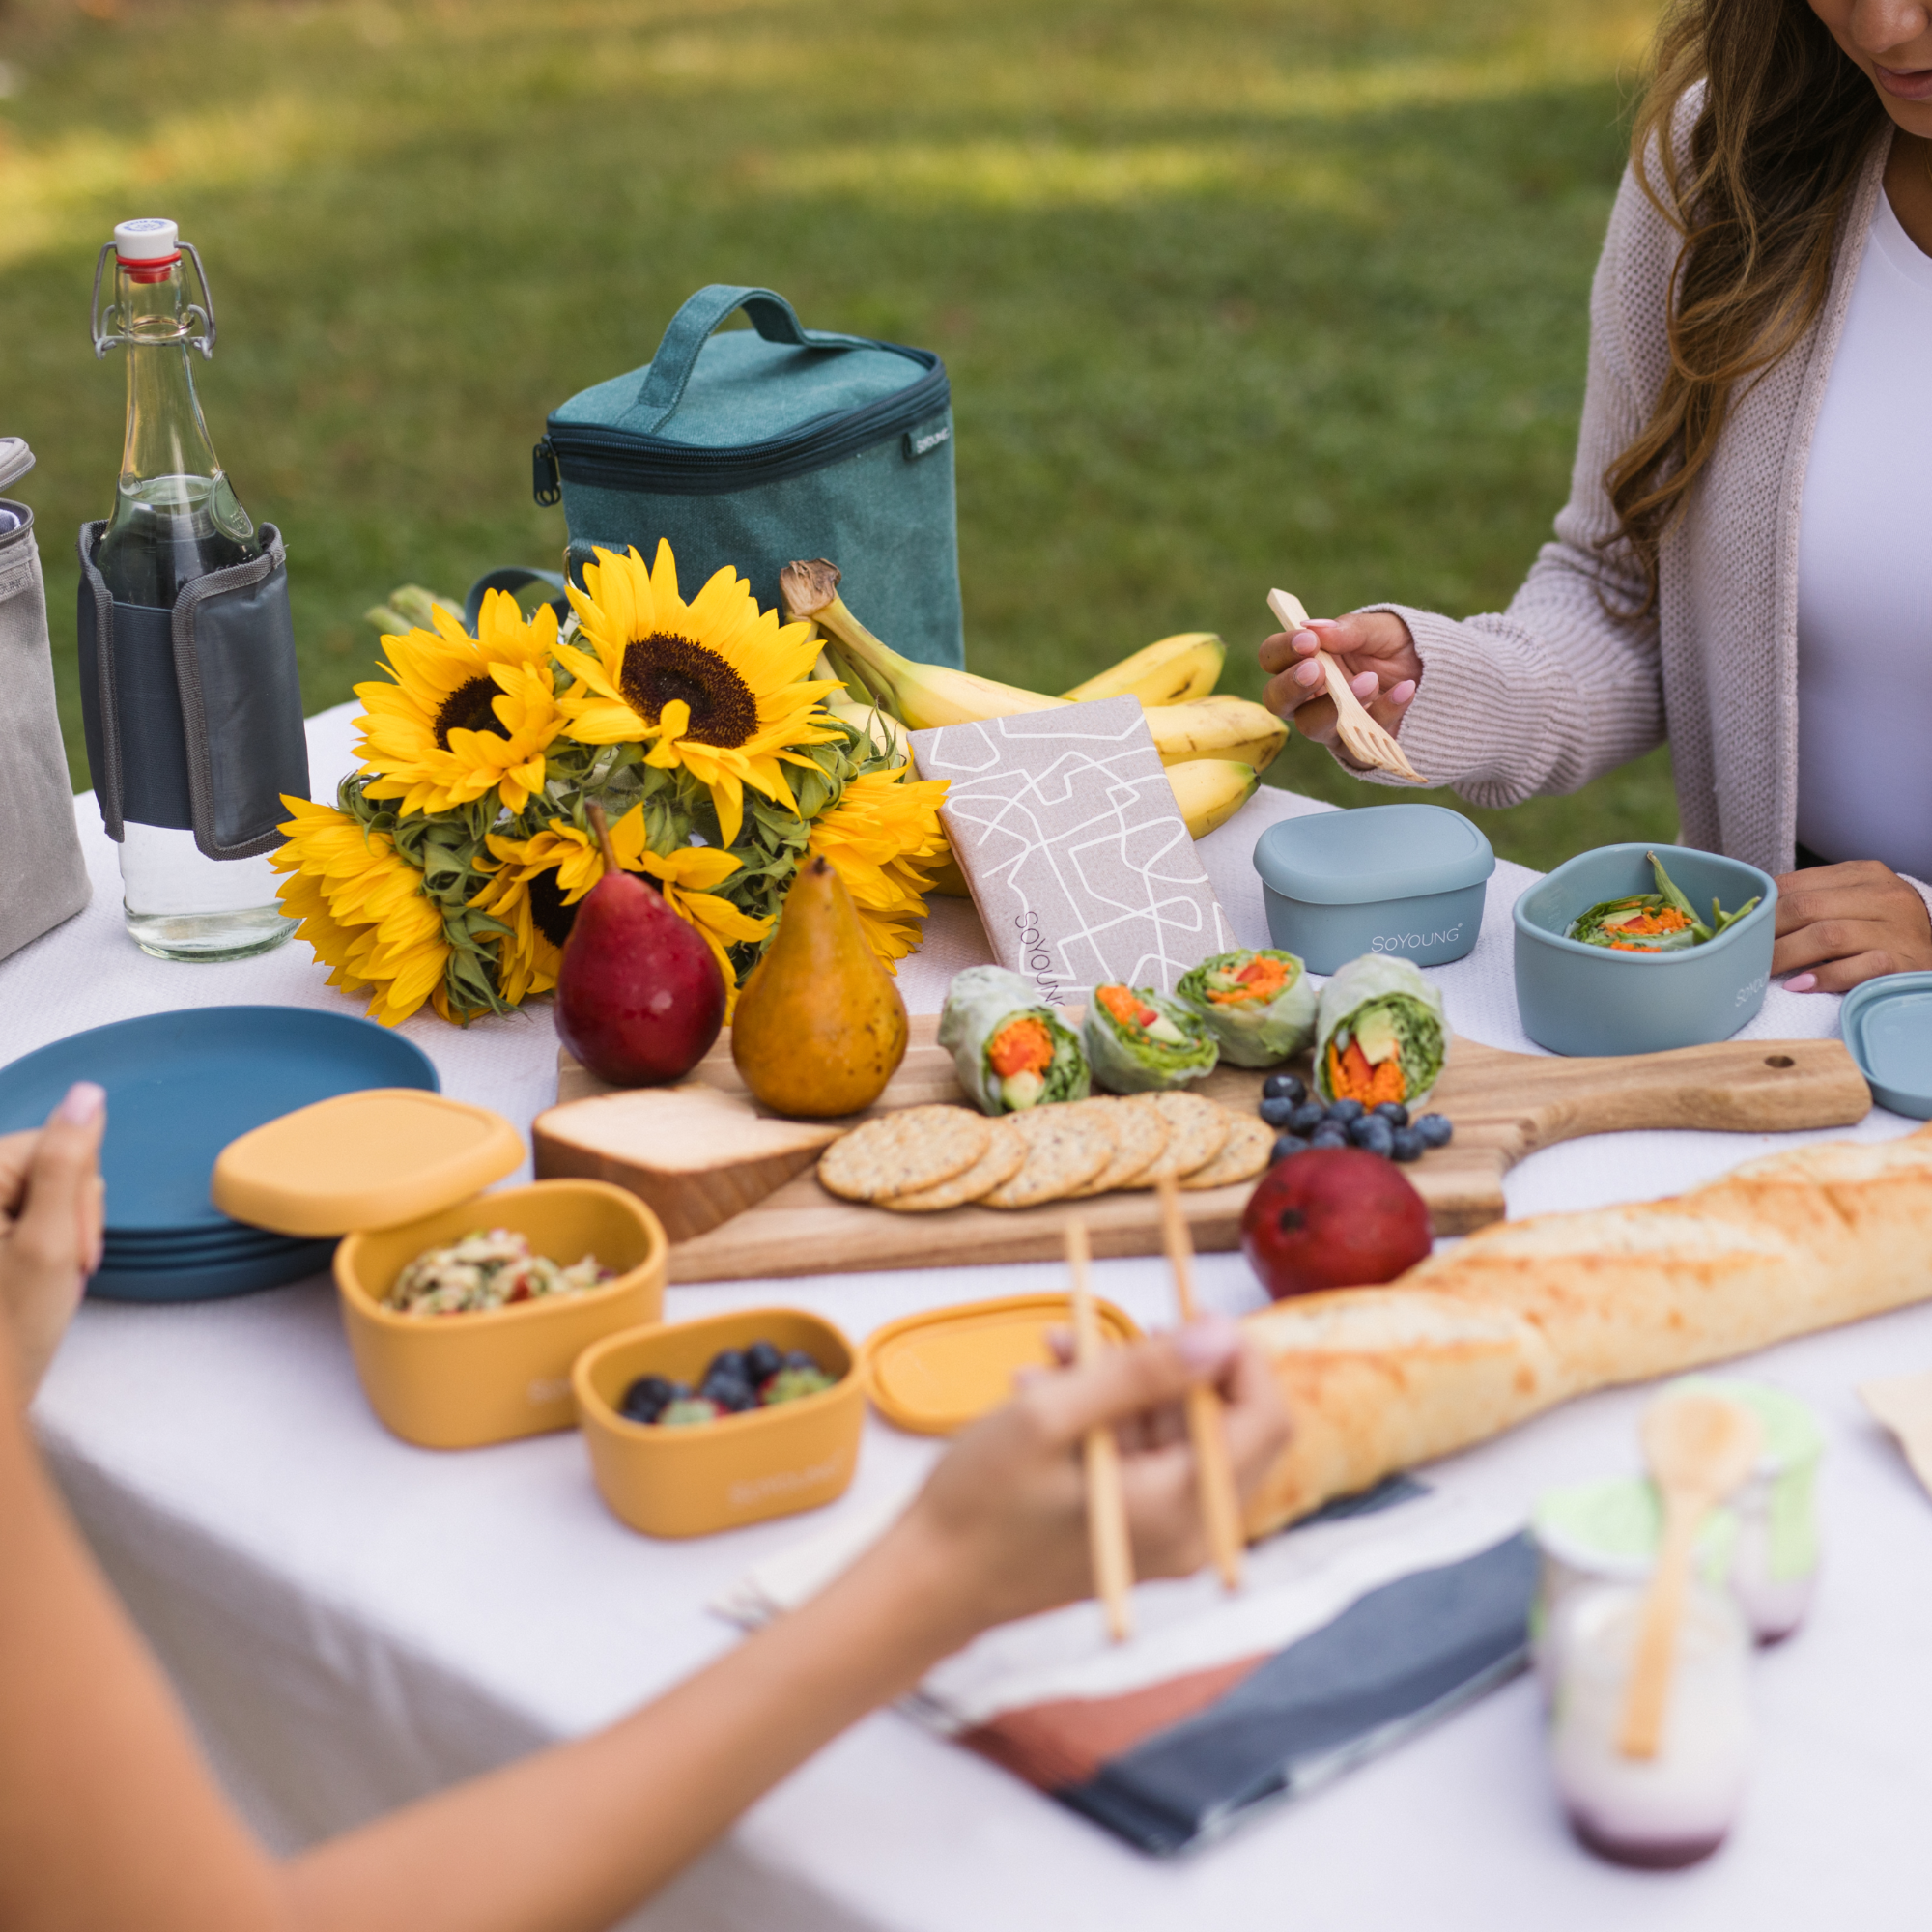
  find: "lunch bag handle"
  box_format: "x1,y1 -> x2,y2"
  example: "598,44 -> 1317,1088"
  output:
463,565 -> 569,635
632,285 -> 872,436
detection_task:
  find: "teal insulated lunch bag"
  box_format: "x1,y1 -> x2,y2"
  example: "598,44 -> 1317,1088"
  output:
533,285 -> 963,667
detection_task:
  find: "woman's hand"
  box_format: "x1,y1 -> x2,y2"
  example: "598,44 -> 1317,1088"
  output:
1774,861 -> 1932,993
1259,610 -> 1422,758
883,1318 -> 1290,1642
1,1083 -> 106,1404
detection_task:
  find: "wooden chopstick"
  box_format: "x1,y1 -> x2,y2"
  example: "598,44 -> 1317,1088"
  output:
1156,1178 -> 1245,1592
1065,1219 -> 1133,1642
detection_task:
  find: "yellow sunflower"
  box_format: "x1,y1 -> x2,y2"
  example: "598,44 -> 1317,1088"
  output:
271,798 -> 455,1027
554,540 -> 841,846
806,766 -> 951,970
355,590 -> 565,815
475,809 -> 774,1015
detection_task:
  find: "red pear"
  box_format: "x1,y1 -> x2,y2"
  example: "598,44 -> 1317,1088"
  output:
554,806 -> 726,1087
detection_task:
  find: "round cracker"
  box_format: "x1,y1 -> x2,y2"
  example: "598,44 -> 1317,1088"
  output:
818,1105 -> 991,1203
980,1104 -> 1116,1209
1179,1110 -> 1274,1190
1129,1091 -> 1231,1187
878,1119 -> 1028,1211
1067,1095 -> 1170,1198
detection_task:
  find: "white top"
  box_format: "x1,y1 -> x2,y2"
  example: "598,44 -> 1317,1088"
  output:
112,216 -> 178,260
1796,190 -> 1932,877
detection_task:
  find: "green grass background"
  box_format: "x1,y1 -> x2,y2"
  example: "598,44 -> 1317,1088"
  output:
0,0 -> 1673,871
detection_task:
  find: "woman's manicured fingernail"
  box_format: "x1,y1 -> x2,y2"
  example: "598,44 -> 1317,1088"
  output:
1785,973 -> 1817,993
1175,1314 -> 1239,1370
1390,680 -> 1416,705
1293,629 -> 1321,652
56,1082 -> 105,1125
1295,661 -> 1321,685
1351,671 -> 1378,698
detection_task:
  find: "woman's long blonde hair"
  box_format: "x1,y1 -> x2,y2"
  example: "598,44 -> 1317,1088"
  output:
1607,0 -> 1888,608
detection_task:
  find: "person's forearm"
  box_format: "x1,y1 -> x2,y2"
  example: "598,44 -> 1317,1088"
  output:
283,1513 -> 975,1932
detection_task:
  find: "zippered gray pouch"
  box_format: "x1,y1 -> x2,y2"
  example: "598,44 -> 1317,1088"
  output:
76,519 -> 310,859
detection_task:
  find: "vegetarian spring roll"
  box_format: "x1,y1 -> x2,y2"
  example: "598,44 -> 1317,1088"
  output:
1569,850 -> 1761,952
938,965 -> 1090,1115
1176,948 -> 1318,1068
1314,955 -> 1448,1111
1083,984 -> 1219,1094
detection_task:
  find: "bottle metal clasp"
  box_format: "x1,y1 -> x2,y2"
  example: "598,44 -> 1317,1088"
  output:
90,240 -> 218,360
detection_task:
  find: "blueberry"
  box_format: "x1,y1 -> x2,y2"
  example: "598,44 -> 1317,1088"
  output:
1373,1101 -> 1410,1128
704,1348 -> 748,1386
1269,1133 -> 1310,1163
619,1373 -> 676,1424
1262,1071 -> 1307,1105
785,1349 -> 820,1373
701,1372 -> 758,1413
1287,1100 -> 1326,1136
1259,1094 -> 1298,1128
743,1339 -> 784,1385
1415,1113 -> 1454,1148
1309,1124 -> 1350,1150
1325,1097 -> 1366,1124
1390,1127 -> 1425,1162
1350,1115 -> 1395,1156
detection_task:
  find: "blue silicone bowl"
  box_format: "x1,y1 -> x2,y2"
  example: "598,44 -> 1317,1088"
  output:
1252,804 -> 1494,975
1840,972 -> 1932,1118
1512,843 -> 1777,1057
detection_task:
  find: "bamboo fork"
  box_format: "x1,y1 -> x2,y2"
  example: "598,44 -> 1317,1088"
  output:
1065,1220 -> 1134,1643
1266,587 -> 1426,784
1155,1179 -> 1245,1591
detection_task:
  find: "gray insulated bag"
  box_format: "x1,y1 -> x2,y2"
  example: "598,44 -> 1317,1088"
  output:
75,519 -> 308,859
0,440 -> 90,960
533,284 -> 963,667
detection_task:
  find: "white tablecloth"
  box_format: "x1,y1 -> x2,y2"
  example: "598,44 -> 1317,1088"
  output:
22,705 -> 1932,1929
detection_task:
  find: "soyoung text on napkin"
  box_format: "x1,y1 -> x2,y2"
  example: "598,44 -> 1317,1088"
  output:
909,696 -> 1233,1004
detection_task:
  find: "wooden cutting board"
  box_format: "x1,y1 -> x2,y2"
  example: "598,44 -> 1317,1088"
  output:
532,1019 -> 1870,1285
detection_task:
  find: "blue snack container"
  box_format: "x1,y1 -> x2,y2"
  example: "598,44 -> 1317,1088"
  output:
1512,843 -> 1777,1057
1840,972 -> 1932,1118
1252,804 -> 1493,974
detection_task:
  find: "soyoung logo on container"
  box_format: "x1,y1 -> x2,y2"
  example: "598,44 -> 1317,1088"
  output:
1371,924 -> 1463,954
1736,973 -> 1769,1007
728,1452 -> 849,1507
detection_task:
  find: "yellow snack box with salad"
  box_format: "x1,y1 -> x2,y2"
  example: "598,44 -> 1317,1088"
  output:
939,965 -> 1091,1114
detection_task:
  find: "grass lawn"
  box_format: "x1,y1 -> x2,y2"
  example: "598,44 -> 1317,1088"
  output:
0,0 -> 1670,871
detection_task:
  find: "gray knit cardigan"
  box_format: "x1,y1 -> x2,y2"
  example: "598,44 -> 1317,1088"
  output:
1374,132 -> 1901,887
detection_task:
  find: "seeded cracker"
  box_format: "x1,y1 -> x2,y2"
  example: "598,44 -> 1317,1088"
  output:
1130,1091 -> 1231,1187
879,1120 -> 1028,1212
1068,1096 -> 1169,1198
818,1106 -> 991,1204
1179,1110 -> 1273,1190
980,1105 -> 1115,1209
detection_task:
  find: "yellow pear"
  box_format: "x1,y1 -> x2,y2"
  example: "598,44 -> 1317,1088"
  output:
730,855 -> 909,1118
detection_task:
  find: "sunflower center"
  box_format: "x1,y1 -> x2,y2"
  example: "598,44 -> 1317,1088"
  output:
433,676 -> 500,751
526,869 -> 579,950
618,633 -> 757,749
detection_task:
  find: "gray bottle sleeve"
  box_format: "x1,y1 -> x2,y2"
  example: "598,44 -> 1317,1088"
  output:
76,521 -> 310,858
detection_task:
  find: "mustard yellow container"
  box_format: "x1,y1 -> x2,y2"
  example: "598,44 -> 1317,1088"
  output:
575,1308 -> 862,1538
213,1093 -> 668,1451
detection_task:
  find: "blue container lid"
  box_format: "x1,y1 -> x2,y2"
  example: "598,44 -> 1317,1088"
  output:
1253,804 -> 1495,907
1841,972 -> 1932,1118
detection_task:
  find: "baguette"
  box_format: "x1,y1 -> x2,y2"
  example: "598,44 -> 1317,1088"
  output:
1242,1125 -> 1932,1536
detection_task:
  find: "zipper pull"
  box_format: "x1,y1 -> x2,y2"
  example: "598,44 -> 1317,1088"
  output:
532,438 -> 561,507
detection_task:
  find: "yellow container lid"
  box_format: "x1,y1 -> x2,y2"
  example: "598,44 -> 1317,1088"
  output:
212,1088 -> 526,1237
860,1292 -> 1142,1436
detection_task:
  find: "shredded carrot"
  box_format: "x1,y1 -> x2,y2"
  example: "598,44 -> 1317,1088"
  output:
988,1016 -> 1054,1078
1603,908 -> 1691,938
1208,955 -> 1291,1005
1327,1039 -> 1407,1106
1097,984 -> 1157,1029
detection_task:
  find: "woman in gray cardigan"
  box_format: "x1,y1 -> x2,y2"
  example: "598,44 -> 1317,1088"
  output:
1262,0 -> 1932,996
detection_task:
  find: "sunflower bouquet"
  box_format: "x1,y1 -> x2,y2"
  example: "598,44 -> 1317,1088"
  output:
274,540 -> 951,1028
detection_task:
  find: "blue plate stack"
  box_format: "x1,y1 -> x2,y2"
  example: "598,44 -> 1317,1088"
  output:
0,1007 -> 440,1303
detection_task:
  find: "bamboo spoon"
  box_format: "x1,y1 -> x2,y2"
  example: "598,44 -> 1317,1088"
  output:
1266,587 -> 1426,783
1617,1392 -> 1763,1759
1156,1178 -> 1244,1591
1065,1220 -> 1133,1642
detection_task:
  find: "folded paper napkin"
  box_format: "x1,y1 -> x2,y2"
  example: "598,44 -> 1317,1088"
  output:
1861,1370 -> 1932,1501
715,1480 -> 1535,1854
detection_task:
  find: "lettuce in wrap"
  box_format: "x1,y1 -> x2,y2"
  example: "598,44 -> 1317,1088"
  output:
1569,850 -> 1761,952
938,965 -> 1090,1115
1082,984 -> 1219,1094
1176,948 -> 1318,1068
1314,954 -> 1448,1111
